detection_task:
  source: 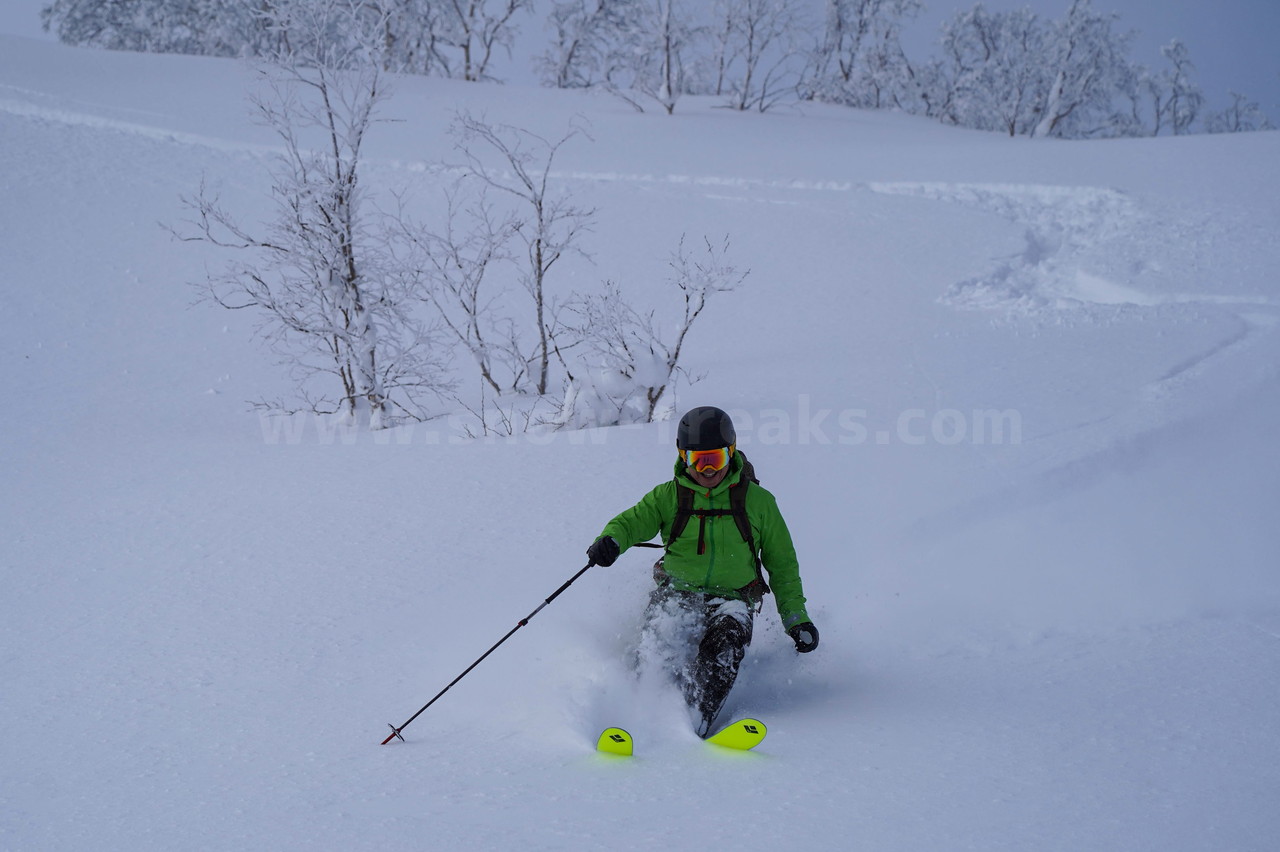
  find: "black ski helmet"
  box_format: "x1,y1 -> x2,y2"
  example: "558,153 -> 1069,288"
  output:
677,406 -> 736,451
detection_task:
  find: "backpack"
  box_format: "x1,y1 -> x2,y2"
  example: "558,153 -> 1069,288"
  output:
666,452 -> 770,599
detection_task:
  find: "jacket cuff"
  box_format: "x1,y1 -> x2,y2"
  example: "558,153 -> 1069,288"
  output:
782,611 -> 810,630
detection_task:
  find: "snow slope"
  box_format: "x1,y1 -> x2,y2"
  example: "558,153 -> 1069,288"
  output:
3,34 -> 1279,851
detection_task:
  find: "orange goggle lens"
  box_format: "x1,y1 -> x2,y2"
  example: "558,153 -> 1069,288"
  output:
682,446 -> 732,473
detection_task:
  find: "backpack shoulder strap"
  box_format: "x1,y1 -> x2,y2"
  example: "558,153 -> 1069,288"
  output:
728,477 -> 756,553
729,451 -> 760,548
729,452 -> 769,596
668,482 -> 695,546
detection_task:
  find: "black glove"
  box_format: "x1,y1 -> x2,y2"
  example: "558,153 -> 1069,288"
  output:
788,621 -> 819,653
586,536 -> 620,567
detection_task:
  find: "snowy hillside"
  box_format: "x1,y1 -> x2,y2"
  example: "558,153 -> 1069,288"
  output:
3,34 -> 1279,851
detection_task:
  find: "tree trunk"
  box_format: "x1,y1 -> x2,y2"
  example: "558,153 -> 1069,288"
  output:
1032,69 -> 1066,138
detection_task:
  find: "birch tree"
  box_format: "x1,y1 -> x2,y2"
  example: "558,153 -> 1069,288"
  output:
640,0 -> 695,114
1159,40 -> 1204,136
391,186 -> 523,395
1030,0 -> 1132,138
452,115 -> 595,396
561,236 -> 747,426
932,5 -> 1046,135
537,0 -> 638,89
1205,91 -> 1275,133
715,0 -> 807,112
433,0 -> 533,82
180,2 -> 450,426
538,0 -> 697,113
42,0 -> 283,56
804,0 -> 921,109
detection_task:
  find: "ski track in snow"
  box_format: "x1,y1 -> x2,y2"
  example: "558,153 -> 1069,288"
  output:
0,91 -> 273,154
860,179 -> 1280,556
872,178 -> 1280,439
869,180 -> 1280,315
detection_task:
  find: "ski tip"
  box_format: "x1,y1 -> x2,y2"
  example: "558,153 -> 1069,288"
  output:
596,727 -> 634,757
705,718 -> 767,751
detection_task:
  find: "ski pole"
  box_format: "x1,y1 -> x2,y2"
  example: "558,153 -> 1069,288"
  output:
382,560 -> 596,745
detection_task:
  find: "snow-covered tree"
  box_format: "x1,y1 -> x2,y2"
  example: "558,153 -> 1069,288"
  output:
803,0 -> 921,109
929,4 -> 1046,135
635,0 -> 698,113
43,0 -> 529,82
543,0 -> 700,112
368,0 -> 452,76
1129,65 -> 1173,137
1029,0 -> 1133,138
538,0 -> 704,113
41,0 -> 282,56
537,0 -> 637,89
710,0 -> 807,112
921,1 -> 1137,139
390,185 -> 522,396
452,115 -> 595,396
1158,39 -> 1204,136
1124,40 -> 1205,137
1205,91 -> 1275,134
422,0 -> 532,82
559,236 -> 746,427
704,0 -> 738,96
180,2 -> 450,426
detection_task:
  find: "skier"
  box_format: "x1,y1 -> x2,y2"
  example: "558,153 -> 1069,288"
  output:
586,405 -> 818,737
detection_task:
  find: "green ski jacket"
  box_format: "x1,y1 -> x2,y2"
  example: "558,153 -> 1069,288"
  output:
599,453 -> 810,629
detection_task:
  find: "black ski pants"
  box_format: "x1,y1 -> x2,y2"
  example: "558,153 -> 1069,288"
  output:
641,585 -> 755,736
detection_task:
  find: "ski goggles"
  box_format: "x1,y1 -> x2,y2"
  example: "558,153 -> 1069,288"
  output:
681,445 -> 733,473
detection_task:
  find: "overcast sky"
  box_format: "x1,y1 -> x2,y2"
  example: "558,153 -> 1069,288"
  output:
3,0 -> 1277,117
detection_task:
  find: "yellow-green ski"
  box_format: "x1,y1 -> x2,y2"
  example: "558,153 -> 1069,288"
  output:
704,718 -> 767,751
596,727 -> 634,756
